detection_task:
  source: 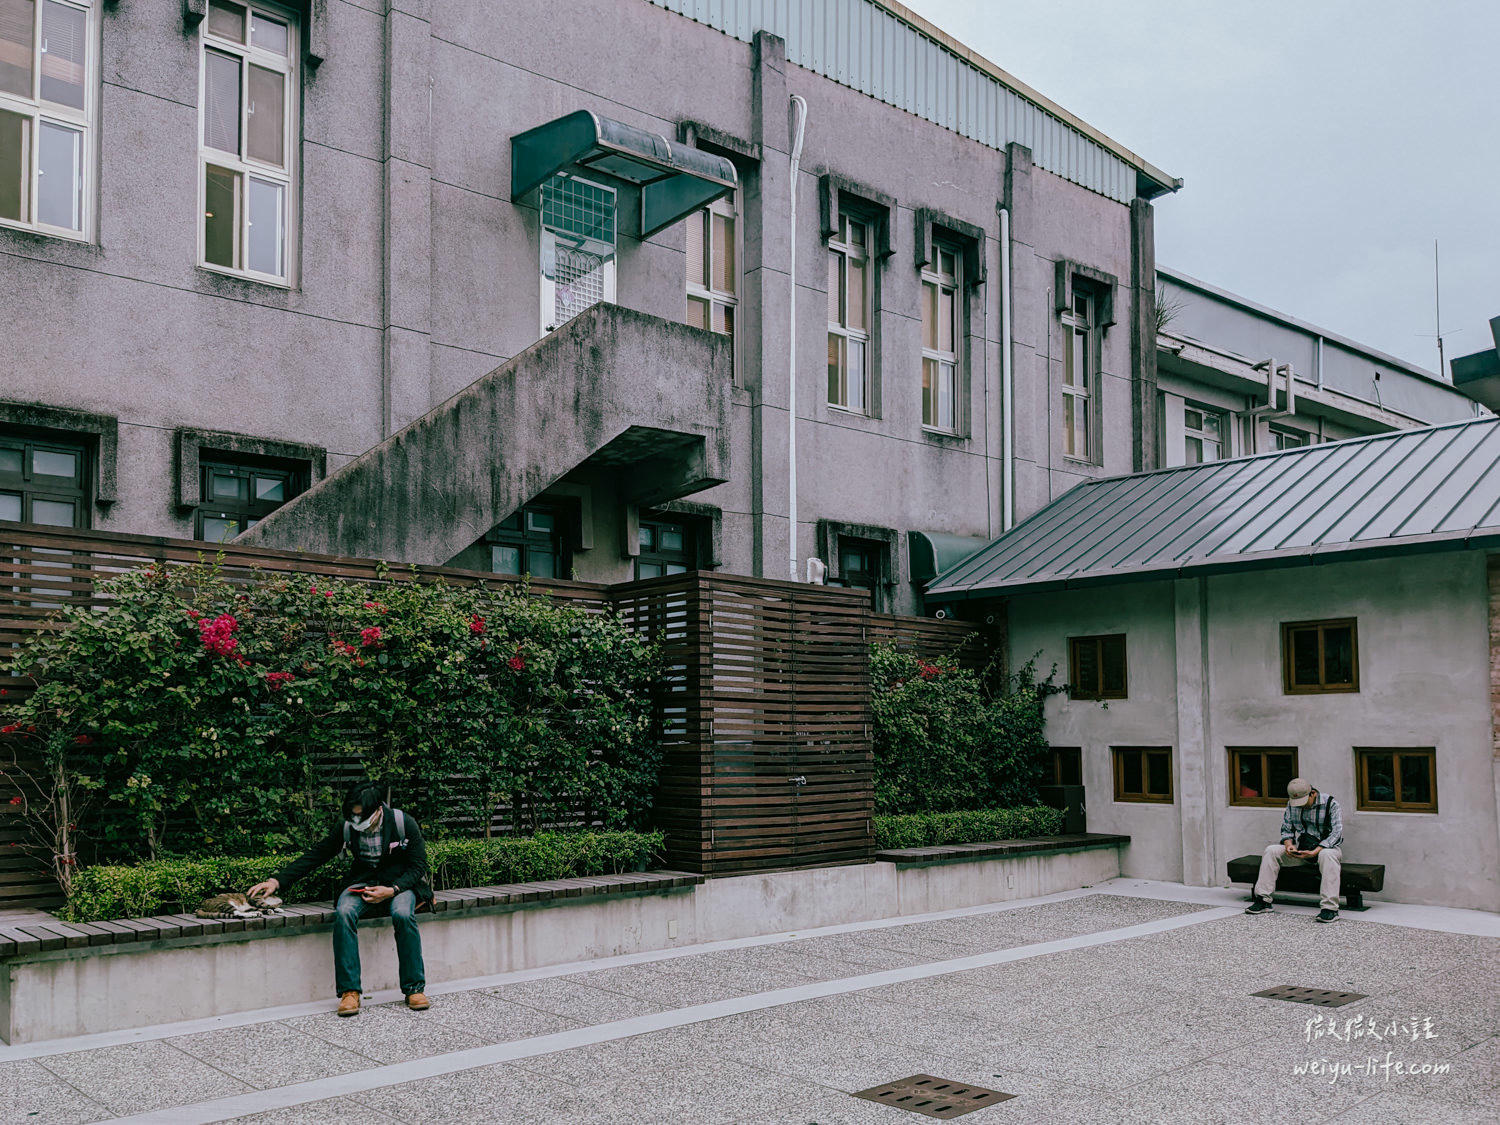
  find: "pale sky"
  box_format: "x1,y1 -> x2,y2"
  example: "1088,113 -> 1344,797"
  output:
904,0 -> 1499,374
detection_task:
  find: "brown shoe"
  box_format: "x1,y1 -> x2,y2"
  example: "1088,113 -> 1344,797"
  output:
405,992 -> 430,1011
337,991 -> 361,1017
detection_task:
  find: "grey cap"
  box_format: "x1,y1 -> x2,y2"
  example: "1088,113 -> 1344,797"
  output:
1286,777 -> 1313,807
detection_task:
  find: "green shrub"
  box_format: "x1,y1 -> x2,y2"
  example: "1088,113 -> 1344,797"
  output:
869,644 -> 1060,815
1,560 -> 662,889
59,829 -> 665,923
873,806 -> 1064,850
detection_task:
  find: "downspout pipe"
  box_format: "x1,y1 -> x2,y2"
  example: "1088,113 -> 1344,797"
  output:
999,206 -> 1015,531
788,94 -> 807,580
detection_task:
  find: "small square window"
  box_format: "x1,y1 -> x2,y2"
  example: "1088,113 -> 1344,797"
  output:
1113,746 -> 1172,803
1355,748 -> 1437,813
1069,634 -> 1127,700
1049,747 -> 1082,787
1229,747 -> 1298,807
1282,619 -> 1358,694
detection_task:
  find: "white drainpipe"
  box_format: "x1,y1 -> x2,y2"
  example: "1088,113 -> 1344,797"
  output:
787,94 -> 808,580
999,206 -> 1015,531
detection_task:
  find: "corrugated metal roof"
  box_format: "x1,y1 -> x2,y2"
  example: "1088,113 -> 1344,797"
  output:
644,0 -> 1178,203
928,416 -> 1500,600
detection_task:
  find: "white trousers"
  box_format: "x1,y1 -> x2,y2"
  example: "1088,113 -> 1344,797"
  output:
1253,843 -> 1343,910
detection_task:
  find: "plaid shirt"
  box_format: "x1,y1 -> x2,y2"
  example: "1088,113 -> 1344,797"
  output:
1280,794 -> 1343,850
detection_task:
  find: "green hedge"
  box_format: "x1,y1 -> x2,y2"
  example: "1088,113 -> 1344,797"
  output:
59,829 -> 664,923
873,807 -> 1063,850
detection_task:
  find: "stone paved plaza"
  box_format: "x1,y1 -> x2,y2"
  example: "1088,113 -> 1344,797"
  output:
2,883 -> 1496,1124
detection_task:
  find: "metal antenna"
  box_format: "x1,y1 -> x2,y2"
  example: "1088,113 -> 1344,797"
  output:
1416,238 -> 1461,376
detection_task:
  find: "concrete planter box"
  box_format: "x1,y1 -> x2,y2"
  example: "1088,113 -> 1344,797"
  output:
0,835 -> 1125,1044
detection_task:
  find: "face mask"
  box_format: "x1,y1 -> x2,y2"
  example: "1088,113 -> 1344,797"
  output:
349,808 -> 380,833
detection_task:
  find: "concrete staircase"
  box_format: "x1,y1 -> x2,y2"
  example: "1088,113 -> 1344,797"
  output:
241,304 -> 732,565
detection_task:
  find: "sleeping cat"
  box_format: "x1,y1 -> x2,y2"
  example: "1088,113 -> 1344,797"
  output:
195,890 -> 284,918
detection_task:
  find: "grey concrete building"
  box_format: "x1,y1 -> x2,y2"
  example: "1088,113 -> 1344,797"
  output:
929,416 -> 1500,911
0,0 -> 1479,614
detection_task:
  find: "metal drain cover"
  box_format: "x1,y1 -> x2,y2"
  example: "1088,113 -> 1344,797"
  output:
1253,985 -> 1367,1007
851,1075 -> 1014,1119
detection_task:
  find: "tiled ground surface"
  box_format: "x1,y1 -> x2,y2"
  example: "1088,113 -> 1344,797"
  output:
3,892 -> 1496,1124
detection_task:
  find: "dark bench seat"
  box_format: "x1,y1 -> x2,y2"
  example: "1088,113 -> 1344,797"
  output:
1226,854 -> 1385,911
0,870 -> 703,959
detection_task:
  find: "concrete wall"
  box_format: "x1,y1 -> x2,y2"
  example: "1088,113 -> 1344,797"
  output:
1158,269 -> 1479,428
0,0 -> 1151,615
1006,552 -> 1499,909
0,845 -> 1121,1043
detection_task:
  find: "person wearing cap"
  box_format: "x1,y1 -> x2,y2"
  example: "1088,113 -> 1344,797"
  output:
248,783 -> 433,1015
1246,777 -> 1344,922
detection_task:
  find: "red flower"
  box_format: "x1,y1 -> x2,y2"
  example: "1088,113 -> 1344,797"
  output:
0,687 -> 8,695
508,654 -> 525,673
198,613 -> 242,659
25,725 -> 35,733
309,583 -> 319,594
323,591 -> 334,598
185,609 -> 202,621
0,724 -> 17,734
73,735 -> 90,745
360,626 -> 382,647
264,671 -> 295,691
917,660 -> 942,681
469,615 -> 485,635
7,795 -> 21,805
363,601 -> 377,610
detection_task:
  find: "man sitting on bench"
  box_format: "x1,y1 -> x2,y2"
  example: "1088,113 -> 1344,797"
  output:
1246,777 -> 1344,923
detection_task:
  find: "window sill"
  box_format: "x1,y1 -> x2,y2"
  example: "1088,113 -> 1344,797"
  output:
1282,687 -> 1360,696
194,266 -> 299,306
0,223 -> 103,266
1113,796 -> 1174,805
826,404 -> 874,420
1352,806 -> 1439,816
921,426 -> 969,445
198,263 -> 293,290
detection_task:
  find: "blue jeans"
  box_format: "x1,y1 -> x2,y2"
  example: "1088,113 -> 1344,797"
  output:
333,888 -> 425,996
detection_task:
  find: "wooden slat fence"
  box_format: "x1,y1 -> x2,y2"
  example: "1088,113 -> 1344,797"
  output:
0,522 -> 989,900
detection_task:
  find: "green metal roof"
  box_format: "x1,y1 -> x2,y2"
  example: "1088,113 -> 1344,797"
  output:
928,416 -> 1500,600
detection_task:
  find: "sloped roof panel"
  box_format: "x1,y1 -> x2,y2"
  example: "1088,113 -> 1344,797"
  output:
927,416 -> 1500,600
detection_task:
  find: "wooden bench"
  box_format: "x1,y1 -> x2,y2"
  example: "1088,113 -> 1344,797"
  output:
1226,854 -> 1385,911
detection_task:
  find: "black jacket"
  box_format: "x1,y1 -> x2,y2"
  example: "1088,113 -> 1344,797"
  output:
273,805 -> 434,908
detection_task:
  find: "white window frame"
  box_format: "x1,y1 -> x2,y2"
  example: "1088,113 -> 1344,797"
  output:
1270,424 -> 1311,451
1183,401 -> 1226,464
685,189 -> 739,378
539,173 -> 617,336
1061,289 -> 1095,461
827,213 -> 871,414
0,0 -> 96,240
921,243 -> 961,433
196,0 -> 298,285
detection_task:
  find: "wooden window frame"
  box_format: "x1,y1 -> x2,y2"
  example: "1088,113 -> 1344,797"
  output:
1281,618 -> 1359,694
1048,746 -> 1082,788
1227,746 -> 1299,808
0,0 -> 96,240
827,213 -> 872,414
1068,633 -> 1127,701
485,500 -> 574,580
685,189 -> 739,379
920,242 -> 961,433
197,0 -> 298,284
0,430 -> 91,528
1182,401 -> 1227,464
193,454 -> 304,542
635,512 -> 698,580
1112,746 -> 1172,804
1355,748 -> 1438,813
1060,289 -> 1095,461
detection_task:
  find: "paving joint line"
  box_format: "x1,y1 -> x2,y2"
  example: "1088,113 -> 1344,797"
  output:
94,906 -> 1242,1124
0,884 -> 1129,1061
